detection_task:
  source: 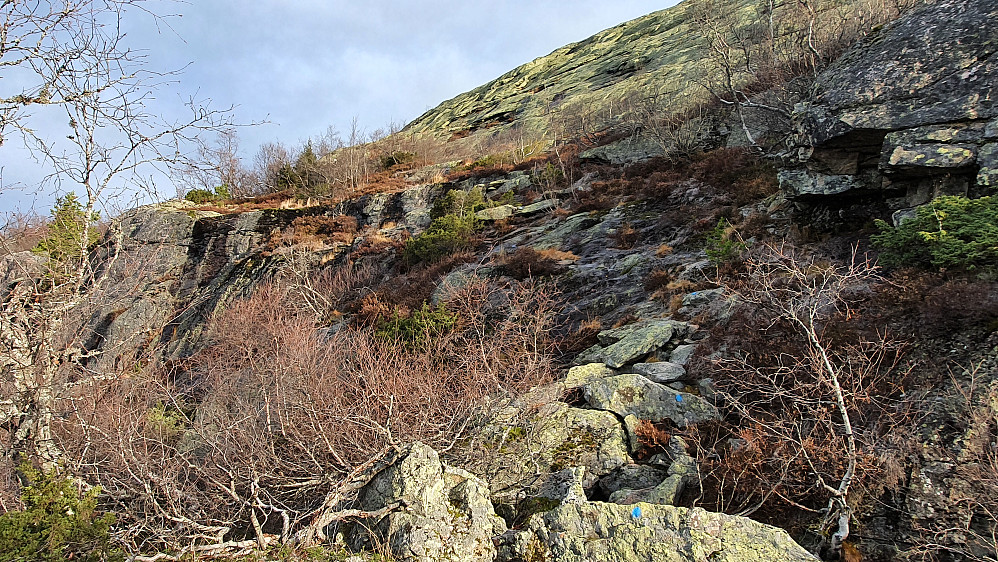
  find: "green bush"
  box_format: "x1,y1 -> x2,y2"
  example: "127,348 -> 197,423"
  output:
430,187 -> 486,220
184,184 -> 231,204
873,195 -> 998,270
379,150 -> 417,171
0,464 -> 122,562
532,162 -> 564,189
375,302 -> 458,348
184,188 -> 216,204
705,218 -> 746,264
33,193 -> 100,272
403,213 -> 478,264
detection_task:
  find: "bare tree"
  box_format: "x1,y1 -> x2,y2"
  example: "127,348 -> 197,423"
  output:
704,242 -> 912,558
183,127 -> 258,198
0,0 -> 235,468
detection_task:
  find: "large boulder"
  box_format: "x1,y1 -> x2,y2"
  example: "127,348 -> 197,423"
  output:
345,443 -> 506,562
584,374 -> 719,427
577,320 -> 689,369
800,0 -> 997,147
496,501 -> 817,562
478,401 -> 631,493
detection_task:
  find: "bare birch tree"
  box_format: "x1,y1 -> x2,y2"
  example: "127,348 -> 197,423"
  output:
708,242 -> 911,558
0,0 -> 234,467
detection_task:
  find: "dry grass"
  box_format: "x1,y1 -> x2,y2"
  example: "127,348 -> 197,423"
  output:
502,247 -> 579,279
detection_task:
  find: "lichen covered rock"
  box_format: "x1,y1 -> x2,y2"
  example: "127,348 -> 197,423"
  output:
347,443 -> 506,562
578,320 -> 689,369
584,374 -> 719,427
497,501 -> 817,562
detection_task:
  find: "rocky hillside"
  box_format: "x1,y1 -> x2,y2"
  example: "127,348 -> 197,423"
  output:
2,0 -> 997,561
403,0 -> 721,139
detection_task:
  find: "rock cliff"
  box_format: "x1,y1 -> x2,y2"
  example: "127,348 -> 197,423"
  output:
782,0 -> 998,225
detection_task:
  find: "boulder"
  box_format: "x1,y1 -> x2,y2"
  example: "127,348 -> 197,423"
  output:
487,173 -> 532,196
475,205 -> 515,221
345,443 -> 506,562
517,199 -> 559,216
563,363 -> 615,389
784,0 -> 998,221
477,402 -> 631,493
584,374 -> 719,427
496,467 -> 589,529
579,135 -> 666,165
598,464 -> 668,497
799,0 -> 998,148
628,361 -> 687,384
977,143 -> 998,187
609,474 -> 688,506
496,501 -> 817,562
669,344 -> 697,366
578,320 -> 688,369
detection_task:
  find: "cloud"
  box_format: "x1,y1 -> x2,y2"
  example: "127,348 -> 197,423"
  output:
1,0 -> 677,215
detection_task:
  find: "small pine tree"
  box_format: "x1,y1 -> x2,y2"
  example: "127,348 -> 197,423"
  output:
0,464 -> 122,562
33,193 -> 100,277
873,195 -> 998,270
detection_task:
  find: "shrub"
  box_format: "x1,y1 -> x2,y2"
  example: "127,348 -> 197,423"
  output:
704,218 -> 746,264
375,302 -> 458,348
873,195 -> 998,271
184,184 -> 231,204
430,187 -> 486,220
403,213 -> 478,265
272,214 -> 359,249
690,148 -> 779,206
33,193 -> 100,277
532,162 -> 564,191
610,222 -> 640,249
0,463 -> 122,562
58,275 -> 557,551
502,247 -> 577,279
378,151 -> 417,171
644,269 -> 673,292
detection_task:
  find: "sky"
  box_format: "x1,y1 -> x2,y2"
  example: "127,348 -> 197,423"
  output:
1,0 -> 678,217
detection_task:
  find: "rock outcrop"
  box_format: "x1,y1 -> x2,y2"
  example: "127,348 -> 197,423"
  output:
402,0 -> 758,144
782,0 -> 998,224
497,501 -> 817,562
335,442 -> 815,562
342,443 -> 506,562
78,185 -> 443,365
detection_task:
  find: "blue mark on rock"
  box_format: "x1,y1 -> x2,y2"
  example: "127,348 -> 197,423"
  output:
632,506 -> 642,519
675,394 -> 683,403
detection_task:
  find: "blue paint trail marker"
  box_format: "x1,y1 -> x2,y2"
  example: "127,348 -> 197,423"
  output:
675,394 -> 683,403
632,506 -> 642,519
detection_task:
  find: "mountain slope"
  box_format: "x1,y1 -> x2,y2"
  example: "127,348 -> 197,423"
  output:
403,0 -> 758,140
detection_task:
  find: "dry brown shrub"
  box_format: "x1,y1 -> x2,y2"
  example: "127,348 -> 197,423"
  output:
690,149 -> 779,206
635,420 -> 672,451
1,212 -> 50,254
687,244 -> 914,552
558,317 -> 602,357
57,274 -> 558,553
611,223 -> 640,249
644,269 -> 673,292
655,244 -> 674,257
349,230 -> 402,260
502,247 -> 577,279
669,294 -> 685,315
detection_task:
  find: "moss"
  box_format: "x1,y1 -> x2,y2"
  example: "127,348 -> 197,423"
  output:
549,427 -> 600,471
